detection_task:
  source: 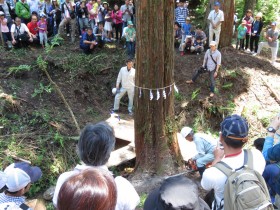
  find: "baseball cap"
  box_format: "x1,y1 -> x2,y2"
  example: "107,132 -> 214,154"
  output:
271,22 -> 277,26
144,175 -> 210,210
127,20 -> 133,26
4,162 -> 42,183
180,127 -> 192,138
242,20 -> 247,24
220,114 -> 249,141
186,17 -> 191,21
0,11 -> 4,16
255,12 -> 262,18
4,168 -> 31,192
209,41 -> 217,46
214,2 -> 220,6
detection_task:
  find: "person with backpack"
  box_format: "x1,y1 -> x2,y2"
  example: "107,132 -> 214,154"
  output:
186,41 -> 221,97
201,114 -> 272,210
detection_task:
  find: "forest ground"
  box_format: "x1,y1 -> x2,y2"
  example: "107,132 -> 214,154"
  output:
0,38 -> 280,209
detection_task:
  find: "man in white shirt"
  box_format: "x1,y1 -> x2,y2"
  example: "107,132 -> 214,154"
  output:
207,1 -> 224,48
112,59 -> 135,115
201,115 -> 266,210
10,17 -> 33,47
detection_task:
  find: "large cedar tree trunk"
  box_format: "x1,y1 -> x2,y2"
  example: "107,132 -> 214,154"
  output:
134,0 -> 181,174
219,0 -> 235,47
243,0 -> 256,17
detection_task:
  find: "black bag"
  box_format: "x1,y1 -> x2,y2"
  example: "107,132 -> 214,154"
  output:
17,32 -> 29,42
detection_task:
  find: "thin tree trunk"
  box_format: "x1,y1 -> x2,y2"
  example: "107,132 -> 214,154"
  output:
134,0 -> 181,175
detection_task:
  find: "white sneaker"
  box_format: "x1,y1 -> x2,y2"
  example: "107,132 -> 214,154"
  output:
67,33 -> 70,37
252,53 -> 258,56
246,49 -> 251,52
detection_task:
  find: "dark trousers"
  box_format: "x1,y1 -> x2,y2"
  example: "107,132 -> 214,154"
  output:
250,35 -> 260,53
245,34 -> 250,50
236,38 -> 245,50
2,32 -> 11,42
114,23 -> 123,40
126,41 -> 135,59
192,69 -> 216,93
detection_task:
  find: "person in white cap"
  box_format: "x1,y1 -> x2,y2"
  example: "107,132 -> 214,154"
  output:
253,21 -> 279,66
180,126 -> 217,176
0,162 -> 42,209
186,40 -> 222,97
207,1 -> 224,48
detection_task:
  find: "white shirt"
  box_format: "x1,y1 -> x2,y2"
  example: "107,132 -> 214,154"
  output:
116,66 -> 135,89
201,149 -> 266,210
10,23 -> 30,35
208,9 -> 224,30
52,164 -> 140,210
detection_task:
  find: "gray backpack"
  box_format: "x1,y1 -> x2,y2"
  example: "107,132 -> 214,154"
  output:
214,150 -> 273,210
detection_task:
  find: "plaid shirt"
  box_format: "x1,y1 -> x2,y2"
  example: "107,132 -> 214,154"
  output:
175,7 -> 188,26
0,193 -> 31,209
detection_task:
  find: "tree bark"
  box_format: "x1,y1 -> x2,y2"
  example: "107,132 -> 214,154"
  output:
219,0 -> 235,48
243,0 -> 256,17
134,0 -> 181,175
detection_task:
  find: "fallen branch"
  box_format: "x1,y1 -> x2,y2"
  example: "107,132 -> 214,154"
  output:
260,76 -> 280,104
4,152 -> 32,164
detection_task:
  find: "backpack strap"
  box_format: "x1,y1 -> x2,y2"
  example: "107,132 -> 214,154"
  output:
214,150 -> 249,177
244,149 -> 253,169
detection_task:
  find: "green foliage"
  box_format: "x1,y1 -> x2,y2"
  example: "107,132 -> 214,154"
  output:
235,0 -> 280,25
45,35 -> 64,53
8,65 -> 31,74
37,55 -> 48,71
32,83 -> 53,98
54,132 -> 65,147
191,88 -> 200,100
222,82 -> 233,89
174,92 -> 183,101
260,116 -> 270,127
137,193 -> 148,208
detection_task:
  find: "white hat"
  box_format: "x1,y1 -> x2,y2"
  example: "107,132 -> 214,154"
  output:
4,168 -> 31,192
209,41 -> 217,46
180,127 -> 193,138
255,12 -> 262,18
0,171 -> 7,189
0,11 -> 4,16
112,88 -> 117,95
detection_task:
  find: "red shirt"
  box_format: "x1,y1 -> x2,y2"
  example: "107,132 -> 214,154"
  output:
27,21 -> 39,35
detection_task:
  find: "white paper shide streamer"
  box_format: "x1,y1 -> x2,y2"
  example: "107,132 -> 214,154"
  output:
139,88 -> 142,98
157,89 -> 160,100
174,85 -> 179,93
150,90 -> 153,100
163,89 -> 166,99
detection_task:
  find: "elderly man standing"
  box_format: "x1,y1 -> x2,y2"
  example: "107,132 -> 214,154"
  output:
112,59 -> 135,115
253,21 -> 279,66
208,1 -> 224,48
187,41 -> 221,97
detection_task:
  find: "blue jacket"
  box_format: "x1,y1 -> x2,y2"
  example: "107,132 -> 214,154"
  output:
80,32 -> 96,48
262,135 -> 280,161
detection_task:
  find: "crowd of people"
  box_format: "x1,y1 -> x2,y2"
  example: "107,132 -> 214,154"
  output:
0,0 -> 136,58
1,114 -> 280,210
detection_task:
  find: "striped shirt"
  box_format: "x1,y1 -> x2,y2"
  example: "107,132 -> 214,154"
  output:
0,193 -> 31,209
175,7 -> 188,26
